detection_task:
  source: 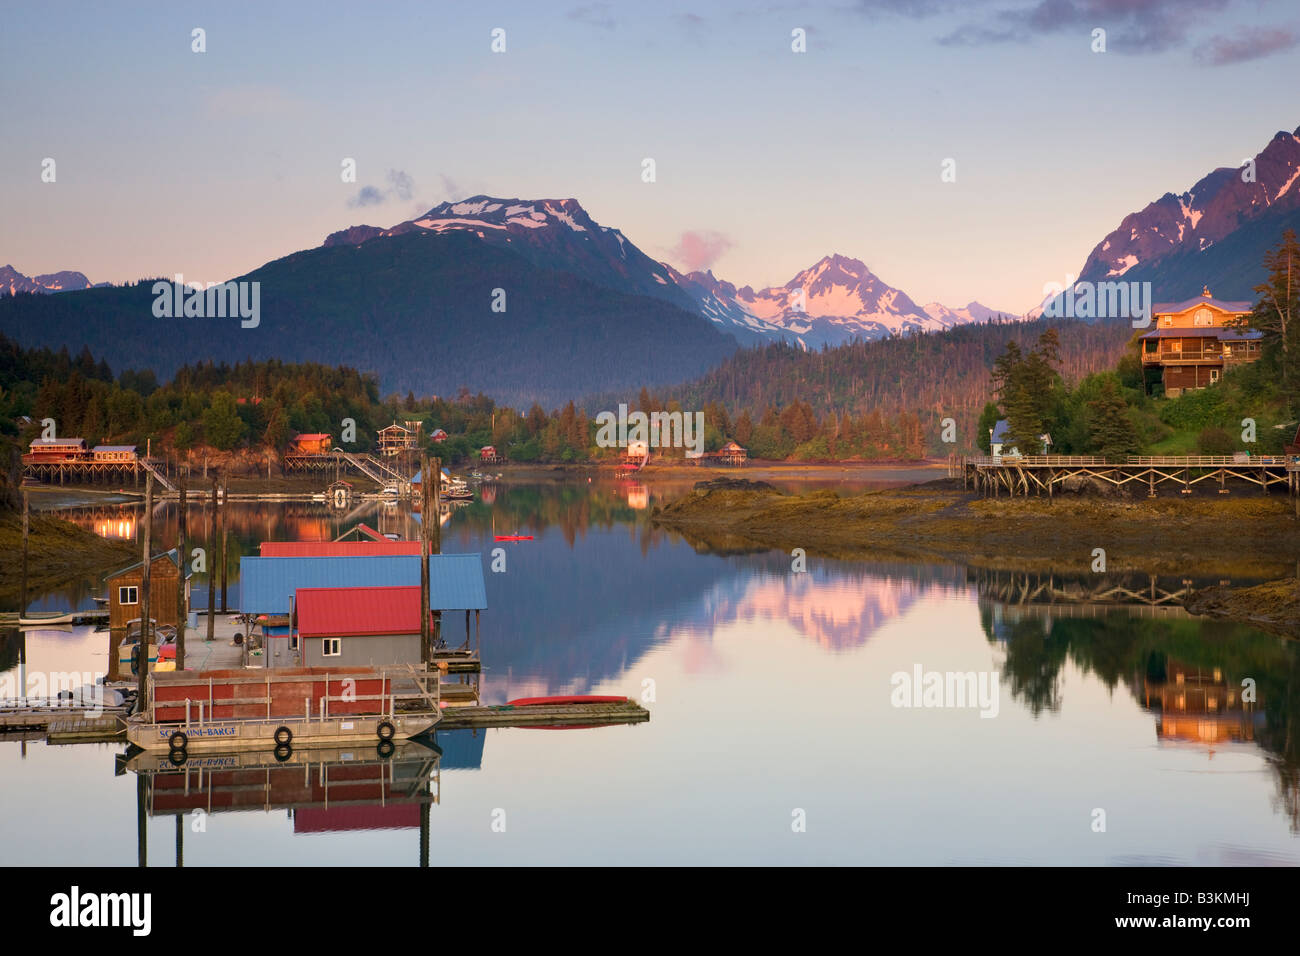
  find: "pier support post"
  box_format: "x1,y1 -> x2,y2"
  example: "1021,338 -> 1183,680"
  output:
137,473 -> 154,707
420,453 -> 431,665
20,489 -> 29,616
176,467 -> 187,671
218,475 -> 228,613
206,477 -> 217,643
1218,469 -> 1228,494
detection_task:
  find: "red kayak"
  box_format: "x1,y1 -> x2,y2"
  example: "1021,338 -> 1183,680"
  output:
507,695 -> 628,707
494,534 -> 533,541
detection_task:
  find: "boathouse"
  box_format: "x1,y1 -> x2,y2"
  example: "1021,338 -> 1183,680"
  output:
91,444 -> 137,462
105,549 -> 187,631
240,553 -> 487,668
625,439 -> 649,465
479,445 -> 502,464
1140,288 -> 1261,396
239,555 -> 424,617
23,437 -> 87,463
290,433 -> 332,455
716,441 -> 747,466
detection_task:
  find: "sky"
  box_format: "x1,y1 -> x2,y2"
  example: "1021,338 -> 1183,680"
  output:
2,0 -> 1298,314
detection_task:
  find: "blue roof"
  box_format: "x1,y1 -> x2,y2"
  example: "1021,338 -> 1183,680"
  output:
239,554 -> 487,614
990,419 -> 1011,444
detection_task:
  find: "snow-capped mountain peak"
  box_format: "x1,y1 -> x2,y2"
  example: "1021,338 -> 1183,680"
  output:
320,198 -> 1018,348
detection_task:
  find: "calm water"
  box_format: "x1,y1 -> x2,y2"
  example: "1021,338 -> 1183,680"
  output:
2,478 -> 1298,865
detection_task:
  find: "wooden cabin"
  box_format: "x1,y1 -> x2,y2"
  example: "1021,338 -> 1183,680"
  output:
717,441 -> 748,466
23,437 -> 87,463
430,428 -> 448,443
290,433 -> 332,455
479,445 -> 502,464
106,549 -> 186,631
1140,288 -> 1260,396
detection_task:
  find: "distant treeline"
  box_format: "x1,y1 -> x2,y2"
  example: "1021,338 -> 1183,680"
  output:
637,317 -> 1136,457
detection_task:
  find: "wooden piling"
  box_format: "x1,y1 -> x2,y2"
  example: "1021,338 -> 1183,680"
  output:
20,489 -> 29,615
420,453 -> 431,665
431,459 -> 441,649
137,473 -> 153,706
176,467 -> 187,671
206,477 -> 217,643
219,475 -> 228,613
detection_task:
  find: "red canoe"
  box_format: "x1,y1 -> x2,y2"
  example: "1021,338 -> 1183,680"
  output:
507,695 -> 628,707
494,535 -> 534,541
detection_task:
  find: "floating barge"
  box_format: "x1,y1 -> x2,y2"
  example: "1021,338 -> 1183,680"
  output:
123,666 -> 442,752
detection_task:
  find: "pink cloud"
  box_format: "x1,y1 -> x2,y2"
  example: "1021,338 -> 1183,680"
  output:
669,230 -> 734,273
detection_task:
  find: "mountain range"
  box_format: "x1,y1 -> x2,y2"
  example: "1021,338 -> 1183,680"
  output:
0,265 -> 100,296
322,198 -> 1017,347
2,124 -> 1296,404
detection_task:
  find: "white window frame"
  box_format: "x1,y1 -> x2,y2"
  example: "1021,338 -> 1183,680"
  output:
321,637 -> 341,657
119,585 -> 139,606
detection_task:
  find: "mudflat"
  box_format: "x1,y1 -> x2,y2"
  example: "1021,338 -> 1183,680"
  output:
653,477 -> 1300,636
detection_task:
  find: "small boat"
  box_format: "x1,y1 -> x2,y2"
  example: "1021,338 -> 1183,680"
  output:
494,534 -> 533,541
507,695 -> 629,706
16,609 -> 110,626
118,620 -> 178,672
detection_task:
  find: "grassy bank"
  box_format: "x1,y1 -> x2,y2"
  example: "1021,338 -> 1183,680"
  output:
0,509 -> 135,611
652,477 -> 1300,635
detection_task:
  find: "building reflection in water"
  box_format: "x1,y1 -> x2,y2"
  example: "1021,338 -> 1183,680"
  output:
1140,657 -> 1263,751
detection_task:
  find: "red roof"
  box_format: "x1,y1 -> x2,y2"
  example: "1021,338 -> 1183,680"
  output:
293,433 -> 331,442
295,585 -> 431,637
261,540 -> 426,557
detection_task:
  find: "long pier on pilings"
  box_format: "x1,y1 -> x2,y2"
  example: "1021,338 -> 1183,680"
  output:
952,454 -> 1300,499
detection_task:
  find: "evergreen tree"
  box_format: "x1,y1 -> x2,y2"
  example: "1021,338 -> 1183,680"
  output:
1086,379 -> 1139,459
1249,228 -> 1300,400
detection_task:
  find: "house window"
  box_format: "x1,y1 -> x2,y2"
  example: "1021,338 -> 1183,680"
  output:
118,585 -> 138,605
1162,316 -> 1173,326
1210,369 -> 1220,383
289,633 -> 299,651
322,638 -> 341,657
1194,308 -> 1212,326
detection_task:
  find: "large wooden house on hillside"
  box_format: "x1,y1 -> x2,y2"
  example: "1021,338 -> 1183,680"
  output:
1140,288 -> 1262,396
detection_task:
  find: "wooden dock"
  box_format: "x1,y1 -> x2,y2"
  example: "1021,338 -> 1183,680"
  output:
46,716 -> 126,743
957,454 -> 1300,498
438,699 -> 649,730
